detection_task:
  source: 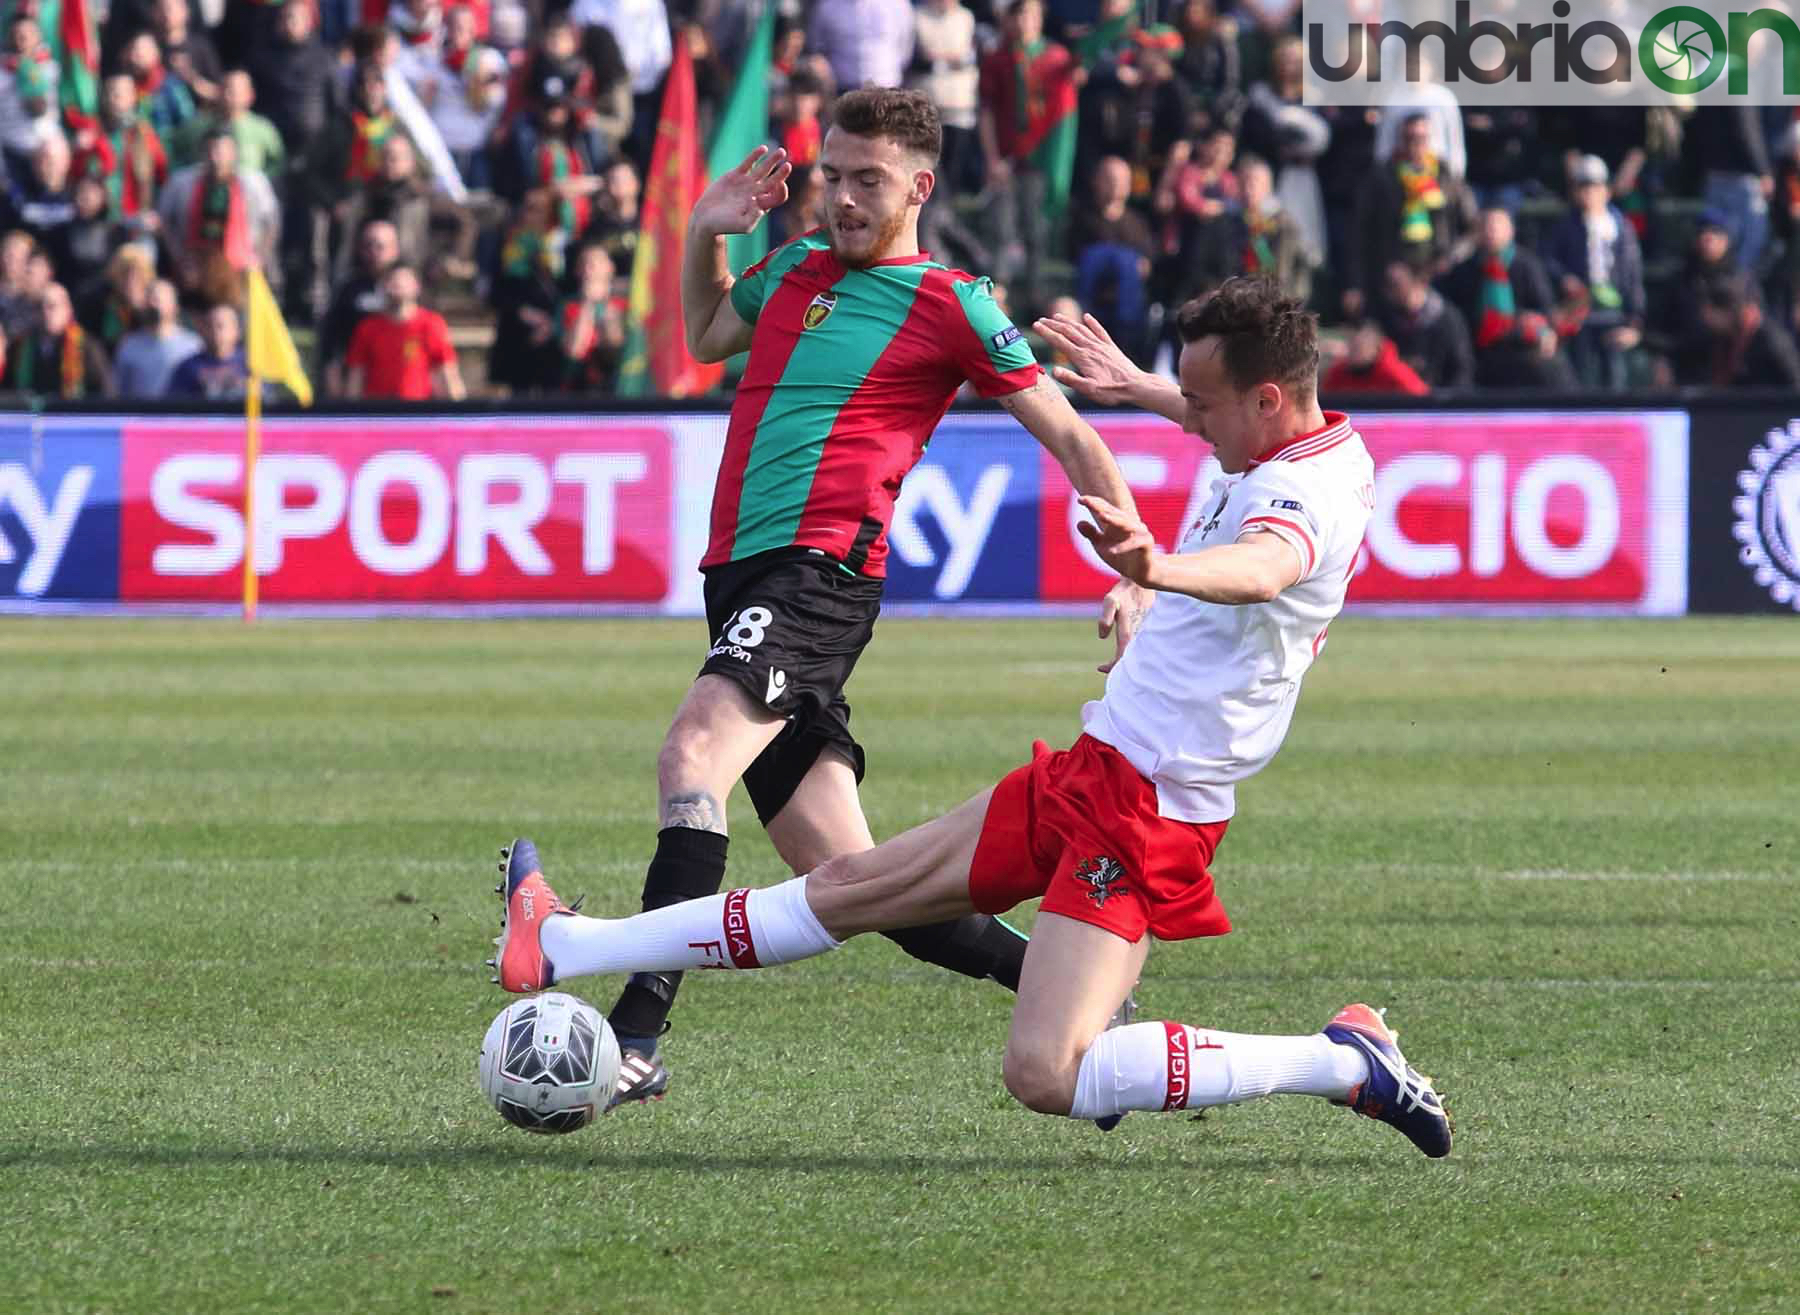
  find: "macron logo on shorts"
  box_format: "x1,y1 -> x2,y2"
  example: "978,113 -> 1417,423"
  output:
1163,1021 -> 1189,1110
723,888 -> 761,968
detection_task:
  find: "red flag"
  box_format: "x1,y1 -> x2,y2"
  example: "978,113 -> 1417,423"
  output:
618,39 -> 721,397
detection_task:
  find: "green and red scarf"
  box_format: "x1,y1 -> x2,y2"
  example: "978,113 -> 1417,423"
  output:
186,171 -> 253,268
536,141 -> 588,234
13,326 -> 88,397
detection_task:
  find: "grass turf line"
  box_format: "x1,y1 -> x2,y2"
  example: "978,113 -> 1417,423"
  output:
0,616 -> 1796,1314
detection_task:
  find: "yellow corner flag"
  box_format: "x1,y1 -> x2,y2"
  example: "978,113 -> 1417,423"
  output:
242,268 -> 311,621
245,268 -> 312,406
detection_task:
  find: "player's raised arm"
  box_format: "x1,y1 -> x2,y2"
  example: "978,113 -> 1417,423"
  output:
1033,312 -> 1186,425
682,145 -> 791,363
998,374 -> 1155,671
1079,495 -> 1305,605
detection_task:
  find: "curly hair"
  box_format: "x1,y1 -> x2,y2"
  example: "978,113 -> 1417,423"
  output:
1176,277 -> 1318,398
830,87 -> 942,166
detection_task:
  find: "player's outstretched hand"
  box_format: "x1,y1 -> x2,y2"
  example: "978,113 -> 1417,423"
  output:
1096,577 -> 1152,674
693,145 -> 791,238
1033,312 -> 1144,406
1078,495 -> 1159,591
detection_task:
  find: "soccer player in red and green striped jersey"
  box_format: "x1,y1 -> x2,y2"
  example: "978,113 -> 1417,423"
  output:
589,88 -> 1150,1102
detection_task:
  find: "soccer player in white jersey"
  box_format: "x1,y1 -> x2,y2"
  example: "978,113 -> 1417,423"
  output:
488,278 -> 1453,1156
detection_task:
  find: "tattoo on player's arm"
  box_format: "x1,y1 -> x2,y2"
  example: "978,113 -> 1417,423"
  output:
662,790 -> 727,835
996,372 -> 1053,415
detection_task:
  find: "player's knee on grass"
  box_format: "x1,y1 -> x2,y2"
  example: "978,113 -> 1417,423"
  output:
1002,1038 -> 1080,1116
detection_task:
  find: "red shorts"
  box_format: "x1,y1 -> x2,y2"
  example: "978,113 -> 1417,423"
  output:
967,735 -> 1231,944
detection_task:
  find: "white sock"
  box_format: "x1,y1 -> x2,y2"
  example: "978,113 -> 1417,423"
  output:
1068,1021 -> 1369,1120
539,877 -> 842,979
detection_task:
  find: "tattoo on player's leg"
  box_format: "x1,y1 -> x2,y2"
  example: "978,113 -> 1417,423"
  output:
663,790 -> 726,834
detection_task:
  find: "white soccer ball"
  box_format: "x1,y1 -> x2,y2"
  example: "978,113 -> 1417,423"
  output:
478,992 -> 620,1135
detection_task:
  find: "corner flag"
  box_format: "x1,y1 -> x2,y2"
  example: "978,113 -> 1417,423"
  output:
245,269 -> 312,406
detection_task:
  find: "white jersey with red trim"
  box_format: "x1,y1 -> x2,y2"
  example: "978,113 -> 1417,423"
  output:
1081,412 -> 1375,823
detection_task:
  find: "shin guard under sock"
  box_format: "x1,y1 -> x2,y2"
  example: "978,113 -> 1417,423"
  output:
881,913 -> 1029,991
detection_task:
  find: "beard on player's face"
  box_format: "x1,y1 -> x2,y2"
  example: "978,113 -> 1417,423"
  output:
829,202 -> 909,267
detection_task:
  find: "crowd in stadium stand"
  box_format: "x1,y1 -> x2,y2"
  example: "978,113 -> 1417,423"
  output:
6,0 -> 1800,402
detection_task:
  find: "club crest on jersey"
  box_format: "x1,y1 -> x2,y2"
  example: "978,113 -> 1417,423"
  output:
802,291 -> 838,330
1074,856 -> 1129,907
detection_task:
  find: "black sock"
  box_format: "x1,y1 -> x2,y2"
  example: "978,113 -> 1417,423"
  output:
607,827 -> 729,1043
881,914 -> 1029,992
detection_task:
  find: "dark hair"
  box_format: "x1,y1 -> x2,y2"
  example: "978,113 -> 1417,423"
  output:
1175,277 -> 1318,397
830,87 -> 941,165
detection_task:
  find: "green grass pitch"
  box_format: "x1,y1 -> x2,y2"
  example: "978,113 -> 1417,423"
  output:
2,615 -> 1796,1314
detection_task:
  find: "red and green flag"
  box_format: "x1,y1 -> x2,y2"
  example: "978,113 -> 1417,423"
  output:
40,0 -> 99,125
706,0 -> 776,279
618,38 -> 719,398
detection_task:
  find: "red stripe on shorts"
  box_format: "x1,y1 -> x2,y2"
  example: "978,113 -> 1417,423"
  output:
723,888 -> 761,968
1163,1020 -> 1190,1110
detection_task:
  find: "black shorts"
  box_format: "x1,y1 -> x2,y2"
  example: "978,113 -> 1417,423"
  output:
699,548 -> 883,825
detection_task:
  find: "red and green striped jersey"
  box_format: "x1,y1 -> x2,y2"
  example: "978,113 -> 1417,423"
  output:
703,230 -> 1041,577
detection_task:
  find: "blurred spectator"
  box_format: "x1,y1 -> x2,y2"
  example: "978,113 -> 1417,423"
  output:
1344,112 -> 1474,320
1320,319 -> 1428,396
1074,18 -> 1190,205
1070,153 -> 1152,361
165,300 -> 252,398
73,75 -> 169,224
60,176 -> 119,293
3,281 -> 110,396
317,216 -> 399,395
246,0 -> 336,153
1542,155 -> 1646,393
157,128 -> 279,300
5,134 -> 77,270
168,69 -> 283,174
248,0 -> 337,309
1668,212 -> 1800,388
487,186 -> 561,393
578,25 -> 634,165
519,15 -> 593,130
152,0 -> 225,110
567,0 -> 669,168
776,68 -> 824,169
1370,61 -> 1465,183
1689,106 -> 1774,274
516,84 -> 602,245
808,0 -> 914,94
910,0 -> 979,193
346,261 -> 465,398
405,6 -> 508,190
389,0 -> 444,61
555,240 -> 624,392
1171,0 -> 1241,134
1461,106 -> 1538,214
0,15 -> 59,180
768,161 -> 823,249
0,229 -> 38,336
338,133 -> 431,279
123,32 -> 197,142
1441,207 -> 1574,390
1376,257 -> 1473,390
308,61 -> 406,265
1240,33 -> 1327,269
582,157 -> 639,281
111,276 -> 202,397
1153,124 -> 1237,312
980,0 -> 1079,310
1221,155 -> 1312,306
